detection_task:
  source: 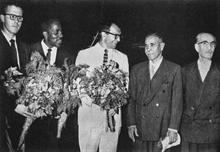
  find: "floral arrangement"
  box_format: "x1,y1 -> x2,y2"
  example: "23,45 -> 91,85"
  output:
3,66 -> 24,96
73,60 -> 129,132
2,51 -> 79,150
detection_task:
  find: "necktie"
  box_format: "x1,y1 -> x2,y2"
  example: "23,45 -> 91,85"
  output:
150,64 -> 155,79
10,39 -> 19,68
46,48 -> 52,64
103,49 -> 108,66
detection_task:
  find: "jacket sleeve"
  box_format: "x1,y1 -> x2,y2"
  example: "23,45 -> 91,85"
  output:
169,65 -> 183,130
126,67 -> 137,127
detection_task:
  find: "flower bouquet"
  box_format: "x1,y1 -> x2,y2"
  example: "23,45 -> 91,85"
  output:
77,60 -> 129,132
14,51 -> 65,151
3,66 -> 24,96
55,62 -> 86,138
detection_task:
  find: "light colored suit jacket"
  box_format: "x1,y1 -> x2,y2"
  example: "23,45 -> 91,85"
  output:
75,43 -> 129,130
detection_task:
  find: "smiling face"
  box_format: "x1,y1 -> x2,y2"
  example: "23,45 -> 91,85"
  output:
0,5 -> 23,38
144,35 -> 165,62
195,33 -> 216,60
43,21 -> 63,48
101,23 -> 121,49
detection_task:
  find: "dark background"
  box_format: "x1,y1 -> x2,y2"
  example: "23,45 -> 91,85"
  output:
2,0 -> 220,67
1,0 -> 220,151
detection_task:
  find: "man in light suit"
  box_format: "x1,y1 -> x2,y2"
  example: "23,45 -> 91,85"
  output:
16,18 -> 76,152
127,33 -> 183,152
75,22 -> 129,152
0,2 -> 30,151
180,33 -> 220,152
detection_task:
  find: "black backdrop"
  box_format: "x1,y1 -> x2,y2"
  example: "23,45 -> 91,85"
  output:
3,0 -> 219,67
1,0 -> 220,151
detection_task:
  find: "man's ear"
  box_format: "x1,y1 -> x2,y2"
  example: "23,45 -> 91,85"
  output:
160,42 -> 165,51
194,43 -> 199,53
100,31 -> 107,39
42,31 -> 48,41
0,14 -> 5,23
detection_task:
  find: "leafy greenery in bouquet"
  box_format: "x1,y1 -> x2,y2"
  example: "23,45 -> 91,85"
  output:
3,51 -> 80,150
77,60 -> 129,132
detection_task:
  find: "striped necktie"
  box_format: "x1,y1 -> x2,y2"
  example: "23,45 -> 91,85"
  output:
103,49 -> 108,66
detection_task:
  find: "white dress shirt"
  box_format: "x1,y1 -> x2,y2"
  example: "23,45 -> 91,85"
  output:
197,59 -> 211,82
149,57 -> 163,79
41,40 -> 57,65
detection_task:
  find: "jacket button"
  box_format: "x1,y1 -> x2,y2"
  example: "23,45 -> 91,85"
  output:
142,116 -> 145,119
209,119 -> 212,123
191,106 -> 195,111
156,103 -> 159,107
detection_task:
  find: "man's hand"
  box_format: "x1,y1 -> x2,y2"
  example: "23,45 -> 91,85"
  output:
15,104 -> 36,118
128,125 -> 139,142
167,130 -> 178,144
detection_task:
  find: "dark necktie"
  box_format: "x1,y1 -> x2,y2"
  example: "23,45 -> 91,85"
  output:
46,48 -> 52,63
10,39 -> 19,68
103,49 -> 108,66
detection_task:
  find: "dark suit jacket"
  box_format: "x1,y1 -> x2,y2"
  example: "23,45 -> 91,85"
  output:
181,62 -> 220,143
30,41 -> 75,68
127,59 -> 183,141
25,41 -> 75,152
0,31 -> 30,150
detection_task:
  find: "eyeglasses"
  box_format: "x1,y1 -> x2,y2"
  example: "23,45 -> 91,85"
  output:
103,31 -> 121,40
5,14 -> 23,22
197,40 -> 216,47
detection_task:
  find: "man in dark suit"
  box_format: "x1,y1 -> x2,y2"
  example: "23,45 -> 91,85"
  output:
180,33 -> 220,152
127,33 -> 183,152
16,18 -> 76,152
0,2 -> 30,151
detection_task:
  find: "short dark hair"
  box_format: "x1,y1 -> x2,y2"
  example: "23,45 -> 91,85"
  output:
41,18 -> 61,32
99,22 -> 114,33
0,1 -> 23,14
145,33 -> 164,42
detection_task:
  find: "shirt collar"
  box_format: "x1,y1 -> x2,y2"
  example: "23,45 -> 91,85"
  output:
1,30 -> 16,45
149,56 -> 163,67
41,39 -> 57,53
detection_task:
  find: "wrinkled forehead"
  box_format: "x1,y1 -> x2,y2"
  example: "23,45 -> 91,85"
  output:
197,33 -> 215,42
145,36 -> 160,44
109,24 -> 121,34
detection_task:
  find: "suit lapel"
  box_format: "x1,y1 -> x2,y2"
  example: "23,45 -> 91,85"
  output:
195,63 -> 217,108
144,59 -> 169,105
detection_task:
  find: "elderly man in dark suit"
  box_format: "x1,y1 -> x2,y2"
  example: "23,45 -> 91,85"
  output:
127,33 -> 183,152
16,18 -> 76,152
180,32 -> 220,152
0,2 -> 30,151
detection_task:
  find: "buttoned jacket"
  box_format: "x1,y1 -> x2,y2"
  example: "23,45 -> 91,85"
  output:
127,59 -> 183,141
181,62 -> 220,143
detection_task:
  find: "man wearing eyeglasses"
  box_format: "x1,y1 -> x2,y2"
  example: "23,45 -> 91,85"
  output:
127,33 -> 183,152
180,33 -> 220,152
0,2 -> 30,151
75,22 -> 129,152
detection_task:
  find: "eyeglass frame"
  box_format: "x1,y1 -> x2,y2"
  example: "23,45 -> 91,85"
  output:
103,31 -> 122,40
4,13 -> 23,22
197,40 -> 217,48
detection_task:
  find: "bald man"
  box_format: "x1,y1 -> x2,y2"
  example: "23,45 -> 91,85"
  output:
180,33 -> 220,152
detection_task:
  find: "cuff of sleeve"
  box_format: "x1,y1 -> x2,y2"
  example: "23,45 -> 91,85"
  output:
168,128 -> 178,133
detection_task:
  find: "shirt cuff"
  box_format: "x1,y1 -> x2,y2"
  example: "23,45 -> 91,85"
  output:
168,128 -> 178,133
